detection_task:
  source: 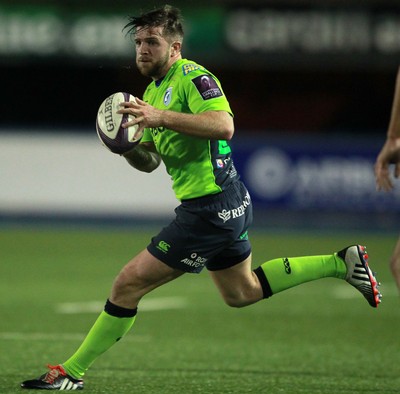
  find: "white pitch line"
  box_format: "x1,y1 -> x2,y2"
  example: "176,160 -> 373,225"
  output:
55,296 -> 188,314
0,297 -> 187,342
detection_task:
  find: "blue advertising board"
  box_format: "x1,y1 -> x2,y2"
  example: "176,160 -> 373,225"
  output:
231,133 -> 400,213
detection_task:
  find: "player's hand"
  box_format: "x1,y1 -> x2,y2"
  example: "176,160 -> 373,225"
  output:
374,138 -> 400,192
117,98 -> 163,134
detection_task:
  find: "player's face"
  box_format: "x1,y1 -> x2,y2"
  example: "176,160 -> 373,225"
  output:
134,26 -> 174,80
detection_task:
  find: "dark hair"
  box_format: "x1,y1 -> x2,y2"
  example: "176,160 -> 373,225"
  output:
124,5 -> 184,42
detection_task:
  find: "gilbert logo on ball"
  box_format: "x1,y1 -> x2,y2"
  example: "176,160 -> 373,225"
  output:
96,92 -> 143,154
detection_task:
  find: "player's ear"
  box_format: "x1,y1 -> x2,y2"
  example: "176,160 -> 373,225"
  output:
170,41 -> 181,57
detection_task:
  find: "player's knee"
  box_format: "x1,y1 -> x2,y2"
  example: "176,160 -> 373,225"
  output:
113,269 -> 131,290
223,297 -> 245,308
221,293 -> 250,308
219,283 -> 263,308
113,265 -> 148,295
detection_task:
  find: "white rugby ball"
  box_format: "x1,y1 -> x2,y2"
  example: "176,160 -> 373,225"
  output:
96,92 -> 143,154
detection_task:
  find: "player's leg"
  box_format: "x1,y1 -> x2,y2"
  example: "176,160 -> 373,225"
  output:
389,236 -> 400,293
62,249 -> 184,376
21,249 -> 184,390
110,248 -> 185,309
210,250 -> 346,307
210,246 -> 381,308
209,254 -> 263,307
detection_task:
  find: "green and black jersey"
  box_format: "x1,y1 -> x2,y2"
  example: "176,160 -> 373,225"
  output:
141,58 -> 239,200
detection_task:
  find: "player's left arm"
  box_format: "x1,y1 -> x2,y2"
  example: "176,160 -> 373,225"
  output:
118,98 -> 234,141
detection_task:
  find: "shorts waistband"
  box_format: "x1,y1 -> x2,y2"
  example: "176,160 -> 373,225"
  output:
181,181 -> 244,208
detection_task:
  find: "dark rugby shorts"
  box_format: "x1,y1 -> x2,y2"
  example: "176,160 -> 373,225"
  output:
147,181 -> 253,273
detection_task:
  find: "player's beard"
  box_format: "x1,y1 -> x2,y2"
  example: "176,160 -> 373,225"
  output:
137,51 -> 171,80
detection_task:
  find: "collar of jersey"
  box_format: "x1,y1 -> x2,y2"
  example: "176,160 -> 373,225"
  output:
155,59 -> 185,88
155,77 -> 164,87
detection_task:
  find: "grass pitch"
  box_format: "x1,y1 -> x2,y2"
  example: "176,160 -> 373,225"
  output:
1,226 -> 399,393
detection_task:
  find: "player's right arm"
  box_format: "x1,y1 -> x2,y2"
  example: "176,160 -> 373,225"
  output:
375,66 -> 400,191
122,142 -> 161,173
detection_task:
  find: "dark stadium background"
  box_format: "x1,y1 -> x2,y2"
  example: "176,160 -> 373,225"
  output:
1,0 -> 400,230
1,0 -> 398,134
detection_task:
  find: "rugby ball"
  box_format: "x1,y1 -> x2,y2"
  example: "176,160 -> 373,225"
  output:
96,92 -> 143,154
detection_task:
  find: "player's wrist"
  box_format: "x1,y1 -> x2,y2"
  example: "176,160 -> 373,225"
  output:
158,108 -> 169,128
387,126 -> 400,140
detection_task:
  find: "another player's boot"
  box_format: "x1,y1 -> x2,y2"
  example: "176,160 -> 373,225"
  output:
337,245 -> 382,308
21,364 -> 83,390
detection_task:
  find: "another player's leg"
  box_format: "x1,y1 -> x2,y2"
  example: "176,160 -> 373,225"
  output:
389,236 -> 400,293
21,249 -> 184,390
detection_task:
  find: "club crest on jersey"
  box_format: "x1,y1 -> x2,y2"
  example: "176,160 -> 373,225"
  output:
163,87 -> 173,106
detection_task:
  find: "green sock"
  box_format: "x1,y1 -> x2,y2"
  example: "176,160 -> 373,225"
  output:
63,301 -> 137,379
255,253 -> 347,296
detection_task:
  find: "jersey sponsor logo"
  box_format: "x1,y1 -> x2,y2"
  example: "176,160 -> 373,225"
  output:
218,209 -> 231,222
182,63 -> 205,75
163,87 -> 172,106
192,74 -> 223,100
216,159 -> 224,168
215,157 -> 232,170
180,252 -> 208,268
218,191 -> 251,223
157,240 -> 171,254
283,258 -> 292,274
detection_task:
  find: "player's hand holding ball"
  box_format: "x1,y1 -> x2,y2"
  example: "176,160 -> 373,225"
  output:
96,92 -> 143,155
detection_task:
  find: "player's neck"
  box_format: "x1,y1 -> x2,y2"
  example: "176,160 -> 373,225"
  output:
152,56 -> 182,82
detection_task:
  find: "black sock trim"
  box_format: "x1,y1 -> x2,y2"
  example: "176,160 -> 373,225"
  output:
104,299 -> 138,318
254,267 -> 273,299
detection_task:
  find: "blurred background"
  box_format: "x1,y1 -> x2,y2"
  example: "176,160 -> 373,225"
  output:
1,0 -> 400,231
